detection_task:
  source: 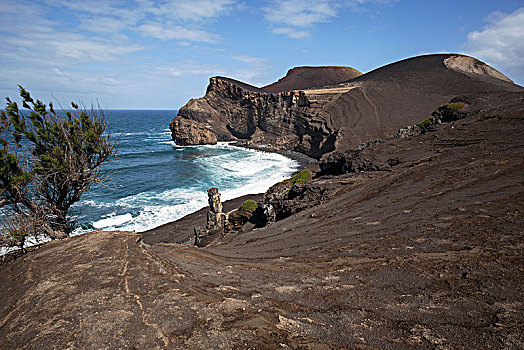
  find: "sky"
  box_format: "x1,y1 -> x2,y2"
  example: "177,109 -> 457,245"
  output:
1,0 -> 523,109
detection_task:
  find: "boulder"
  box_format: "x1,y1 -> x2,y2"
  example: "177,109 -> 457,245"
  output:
224,209 -> 253,233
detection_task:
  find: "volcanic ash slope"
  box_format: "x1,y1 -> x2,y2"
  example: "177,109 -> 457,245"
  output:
170,54 -> 522,159
1,89 -> 523,349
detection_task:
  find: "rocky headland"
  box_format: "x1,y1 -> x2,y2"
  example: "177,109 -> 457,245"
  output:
1,54 -> 523,349
170,54 -> 521,159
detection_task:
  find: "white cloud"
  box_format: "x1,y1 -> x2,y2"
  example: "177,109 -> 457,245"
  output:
263,0 -> 392,39
264,0 -> 338,38
0,30 -> 143,67
36,0 -> 238,42
264,0 -> 337,28
0,0 -> 246,108
272,27 -> 311,39
149,0 -> 237,22
232,55 -> 268,65
43,0 -> 116,16
151,57 -> 270,88
138,23 -> 219,43
154,61 -> 225,77
78,16 -> 128,34
0,0 -> 237,69
465,7 -> 524,83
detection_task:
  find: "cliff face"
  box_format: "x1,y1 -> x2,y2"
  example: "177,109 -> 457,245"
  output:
170,54 -> 522,159
171,76 -> 332,157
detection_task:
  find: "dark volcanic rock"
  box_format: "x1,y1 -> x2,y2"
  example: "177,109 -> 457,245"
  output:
194,188 -> 225,247
320,97 -> 472,175
141,194 -> 262,245
195,190 -> 264,246
319,149 -> 390,175
261,177 -> 337,223
170,116 -> 217,145
224,208 -> 253,232
1,91 -> 524,349
170,54 -> 522,159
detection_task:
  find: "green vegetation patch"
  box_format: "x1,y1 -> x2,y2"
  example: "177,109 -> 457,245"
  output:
445,102 -> 466,110
416,115 -> 435,128
281,169 -> 312,196
240,199 -> 258,211
417,102 -> 466,128
284,169 -> 312,186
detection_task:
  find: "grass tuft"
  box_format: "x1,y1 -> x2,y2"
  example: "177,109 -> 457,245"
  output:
284,169 -> 312,186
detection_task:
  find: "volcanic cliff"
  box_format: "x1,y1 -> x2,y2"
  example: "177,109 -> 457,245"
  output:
170,54 -> 522,159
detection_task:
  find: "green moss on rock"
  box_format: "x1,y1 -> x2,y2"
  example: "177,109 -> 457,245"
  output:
281,169 -> 312,195
240,200 -> 258,211
284,169 -> 312,186
446,102 -> 466,110
417,102 -> 466,128
416,115 -> 435,128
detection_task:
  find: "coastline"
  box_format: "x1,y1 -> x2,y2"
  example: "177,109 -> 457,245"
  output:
140,140 -> 310,242
229,140 -> 317,169
141,193 -> 263,246
1,140 -> 303,256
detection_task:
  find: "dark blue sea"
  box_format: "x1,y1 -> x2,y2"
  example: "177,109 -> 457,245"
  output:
72,110 -> 299,233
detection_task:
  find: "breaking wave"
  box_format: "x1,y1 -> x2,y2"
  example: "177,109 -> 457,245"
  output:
71,111 -> 299,234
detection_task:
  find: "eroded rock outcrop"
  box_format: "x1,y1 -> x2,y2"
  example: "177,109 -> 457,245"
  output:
170,54 -> 522,159
195,189 -> 263,247
195,188 -> 225,247
224,200 -> 262,233
170,117 -> 217,145
173,76 -> 329,157
262,181 -> 334,223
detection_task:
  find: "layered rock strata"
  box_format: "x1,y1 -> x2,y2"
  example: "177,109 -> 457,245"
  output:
170,117 -> 217,146
170,54 -> 522,159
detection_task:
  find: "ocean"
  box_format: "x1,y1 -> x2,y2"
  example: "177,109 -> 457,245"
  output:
71,110 -> 299,233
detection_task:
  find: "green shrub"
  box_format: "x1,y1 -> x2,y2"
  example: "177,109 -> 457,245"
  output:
445,102 -> 465,110
240,199 -> 258,211
284,169 -> 312,186
281,169 -> 312,195
1,86 -> 117,248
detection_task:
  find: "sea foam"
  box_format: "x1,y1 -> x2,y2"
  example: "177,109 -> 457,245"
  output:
3,111 -> 301,247
92,213 -> 133,229
80,143 -> 299,233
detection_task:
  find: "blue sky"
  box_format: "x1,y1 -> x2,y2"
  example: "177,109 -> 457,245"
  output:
1,0 -> 523,109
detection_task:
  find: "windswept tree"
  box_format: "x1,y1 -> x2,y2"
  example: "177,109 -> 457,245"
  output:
0,86 -> 117,251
